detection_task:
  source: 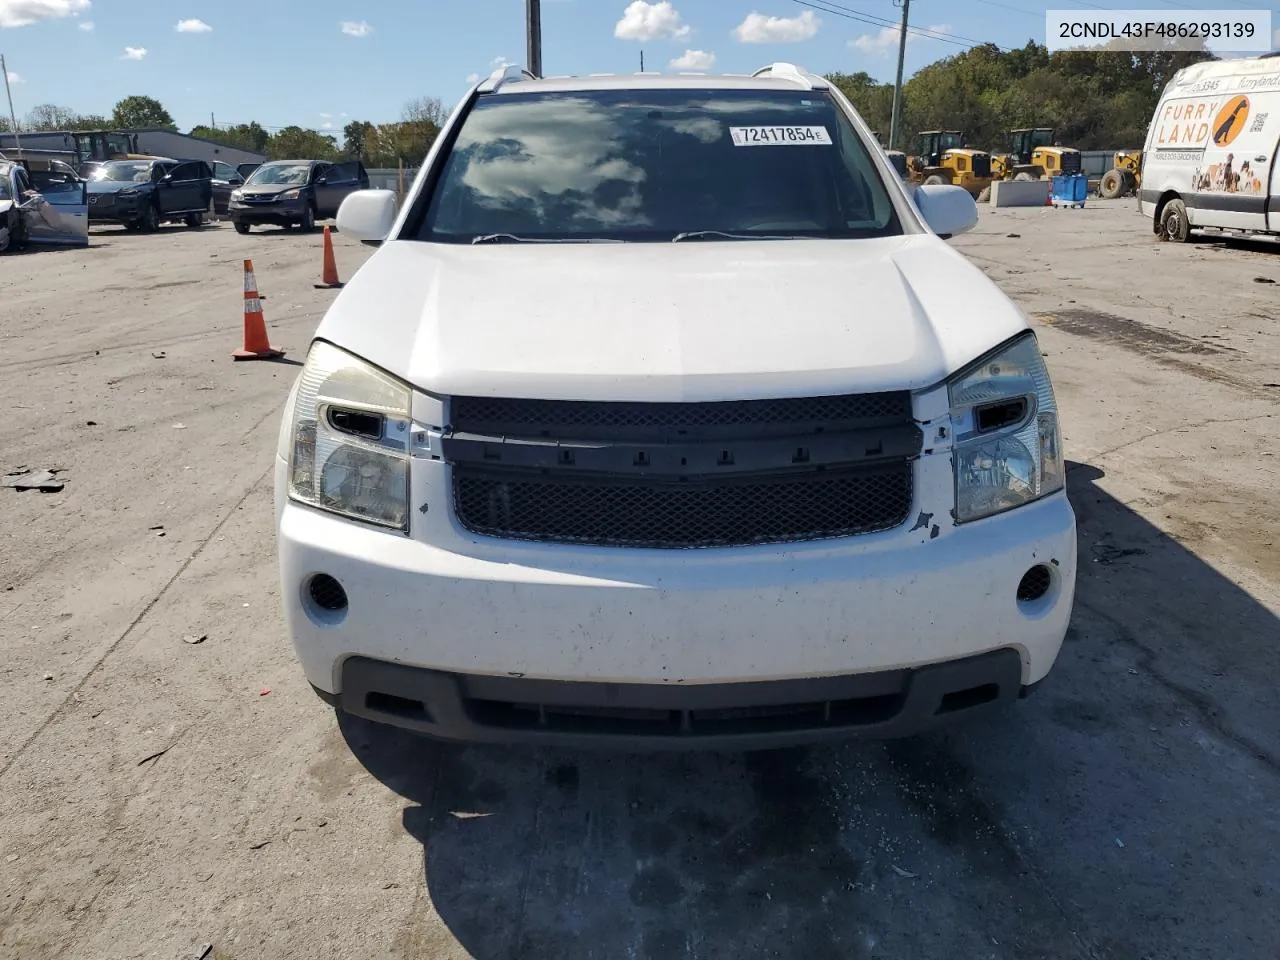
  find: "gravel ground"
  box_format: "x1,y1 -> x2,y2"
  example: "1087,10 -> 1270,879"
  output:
0,204 -> 1277,960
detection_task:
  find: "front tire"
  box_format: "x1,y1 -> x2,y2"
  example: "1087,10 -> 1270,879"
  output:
1099,169 -> 1124,199
1158,198 -> 1190,243
923,174 -> 947,186
234,222 -> 251,235
185,213 -> 203,228
300,204 -> 316,232
138,204 -> 159,234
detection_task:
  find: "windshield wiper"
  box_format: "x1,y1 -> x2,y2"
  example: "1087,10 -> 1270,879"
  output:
670,230 -> 806,243
470,233 -> 624,244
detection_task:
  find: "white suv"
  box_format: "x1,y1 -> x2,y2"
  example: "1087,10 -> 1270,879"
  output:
274,63 -> 1077,749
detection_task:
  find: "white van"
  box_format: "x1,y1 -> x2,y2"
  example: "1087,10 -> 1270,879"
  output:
1140,52 -> 1280,242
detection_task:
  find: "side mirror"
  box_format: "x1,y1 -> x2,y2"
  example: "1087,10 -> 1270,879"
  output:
913,183 -> 978,239
336,189 -> 398,244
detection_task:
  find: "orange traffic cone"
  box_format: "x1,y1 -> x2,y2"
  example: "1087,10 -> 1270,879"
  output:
314,225 -> 343,289
233,259 -> 285,361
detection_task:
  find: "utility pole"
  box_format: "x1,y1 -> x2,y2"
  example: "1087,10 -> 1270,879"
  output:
525,0 -> 542,77
888,0 -> 910,151
1,54 -> 21,156
640,50 -> 645,72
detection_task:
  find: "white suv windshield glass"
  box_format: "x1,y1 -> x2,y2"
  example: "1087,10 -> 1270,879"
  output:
419,88 -> 902,242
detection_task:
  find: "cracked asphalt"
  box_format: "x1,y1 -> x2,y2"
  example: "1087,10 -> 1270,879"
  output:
0,203 -> 1277,960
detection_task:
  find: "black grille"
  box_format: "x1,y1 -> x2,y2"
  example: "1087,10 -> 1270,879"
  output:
972,154 -> 992,178
1060,151 -> 1082,175
452,463 -> 913,549
450,392 -> 912,440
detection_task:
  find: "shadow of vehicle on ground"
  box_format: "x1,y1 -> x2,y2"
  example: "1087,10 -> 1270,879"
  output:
338,461 -> 1280,959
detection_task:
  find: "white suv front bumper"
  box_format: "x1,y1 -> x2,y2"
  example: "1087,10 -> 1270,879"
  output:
275,452 -> 1076,747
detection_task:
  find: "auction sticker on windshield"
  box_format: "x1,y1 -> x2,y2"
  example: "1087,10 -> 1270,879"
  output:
730,126 -> 832,146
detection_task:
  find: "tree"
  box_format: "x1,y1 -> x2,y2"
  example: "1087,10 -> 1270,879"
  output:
111,95 -> 177,130
826,40 -> 1214,153
266,126 -> 339,160
187,121 -> 269,153
68,114 -> 112,130
24,104 -> 80,131
342,120 -> 376,161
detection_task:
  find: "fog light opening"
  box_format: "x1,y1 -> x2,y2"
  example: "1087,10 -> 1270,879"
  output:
1017,564 -> 1053,604
308,573 -> 348,612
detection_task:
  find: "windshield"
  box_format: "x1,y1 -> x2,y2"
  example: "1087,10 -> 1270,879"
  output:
939,132 -> 963,151
246,163 -> 311,186
418,88 -> 902,242
1030,129 -> 1054,148
97,161 -> 153,182
0,174 -> 10,201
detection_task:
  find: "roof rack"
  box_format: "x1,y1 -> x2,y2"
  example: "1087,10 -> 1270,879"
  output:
750,62 -> 825,89
477,63 -> 539,93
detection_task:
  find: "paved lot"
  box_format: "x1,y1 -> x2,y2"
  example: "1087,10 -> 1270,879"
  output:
1,205 -> 1277,960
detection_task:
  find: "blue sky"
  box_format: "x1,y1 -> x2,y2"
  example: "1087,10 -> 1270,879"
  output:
2,0 -> 1278,135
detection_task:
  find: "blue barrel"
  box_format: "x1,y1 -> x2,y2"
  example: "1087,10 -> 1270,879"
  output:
1051,173 -> 1088,205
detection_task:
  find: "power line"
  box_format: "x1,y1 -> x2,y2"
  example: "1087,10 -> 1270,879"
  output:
793,0 -> 1012,51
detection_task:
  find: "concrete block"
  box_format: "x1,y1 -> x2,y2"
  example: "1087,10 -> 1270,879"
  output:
990,179 -> 1051,208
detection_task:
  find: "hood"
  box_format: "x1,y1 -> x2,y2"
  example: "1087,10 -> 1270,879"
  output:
314,236 -> 1029,402
88,179 -> 149,194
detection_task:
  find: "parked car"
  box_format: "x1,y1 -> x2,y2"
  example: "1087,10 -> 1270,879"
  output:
211,161 -> 246,216
229,159 -> 369,234
87,158 -> 213,232
274,63 -> 1077,750
0,157 -> 88,252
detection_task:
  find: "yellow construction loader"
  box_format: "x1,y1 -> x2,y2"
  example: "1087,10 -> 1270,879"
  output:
1099,150 -> 1142,199
907,130 -> 993,198
980,128 -> 1082,200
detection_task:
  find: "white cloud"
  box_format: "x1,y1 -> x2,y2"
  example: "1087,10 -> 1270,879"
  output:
321,122 -> 334,130
319,111 -> 332,119
670,49 -> 715,70
851,22 -> 950,53
614,1 -> 691,42
6,70 -> 22,83
0,0 -> 90,29
732,10 -> 819,43
491,55 -> 511,68
340,111 -> 348,117
466,72 -> 481,84
340,19 -> 372,37
121,45 -> 146,60
175,18 -> 211,33
77,18 -> 91,29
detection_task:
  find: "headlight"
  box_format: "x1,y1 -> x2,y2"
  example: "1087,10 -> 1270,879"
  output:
948,332 -> 1064,523
288,341 -> 412,530
230,189 -> 243,201
281,189 -> 301,200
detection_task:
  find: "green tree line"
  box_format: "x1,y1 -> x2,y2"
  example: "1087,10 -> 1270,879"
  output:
828,40 -> 1214,153
188,97 -> 445,166
2,93 -> 444,168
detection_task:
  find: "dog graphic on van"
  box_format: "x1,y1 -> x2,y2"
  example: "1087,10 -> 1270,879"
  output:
1192,155 -> 1263,195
